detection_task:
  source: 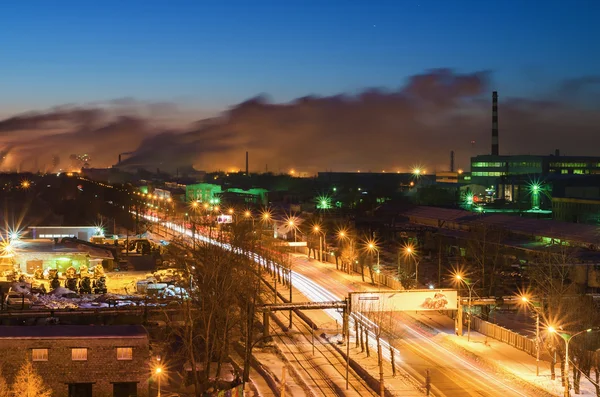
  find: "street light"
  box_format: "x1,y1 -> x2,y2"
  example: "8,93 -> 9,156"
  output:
155,366 -> 163,397
366,240 -> 380,275
288,218 -> 297,242
313,225 -> 326,262
455,274 -> 478,342
548,326 -> 599,397
520,295 -> 541,376
244,210 -> 254,227
403,244 -> 419,287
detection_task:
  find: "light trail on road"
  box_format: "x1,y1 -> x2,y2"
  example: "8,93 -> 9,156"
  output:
144,215 -> 534,397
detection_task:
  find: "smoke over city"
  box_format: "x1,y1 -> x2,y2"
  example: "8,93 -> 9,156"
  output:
1,69 -> 599,175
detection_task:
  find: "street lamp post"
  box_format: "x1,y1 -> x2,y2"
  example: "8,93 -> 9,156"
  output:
404,246 -> 419,287
455,275 -> 478,342
549,327 -> 599,397
520,296 -> 541,376
288,219 -> 296,252
367,242 -> 380,284
337,230 -> 353,273
244,210 -> 254,227
313,225 -> 326,261
155,366 -> 163,397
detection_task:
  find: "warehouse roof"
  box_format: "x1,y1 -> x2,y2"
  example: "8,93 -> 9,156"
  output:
0,325 -> 148,339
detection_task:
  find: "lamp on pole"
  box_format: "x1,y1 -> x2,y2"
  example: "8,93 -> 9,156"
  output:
367,241 -> 380,284
455,274 -> 478,342
244,210 -> 254,227
520,295 -> 541,376
288,218 -> 297,252
404,245 -> 419,287
548,326 -> 599,397
337,230 -> 353,273
313,225 -> 326,261
155,366 -> 163,397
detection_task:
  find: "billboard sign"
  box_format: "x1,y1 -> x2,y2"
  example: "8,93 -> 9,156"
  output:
350,289 -> 458,312
217,215 -> 233,224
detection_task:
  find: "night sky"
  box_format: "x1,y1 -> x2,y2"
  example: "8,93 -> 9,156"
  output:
1,0 -> 599,173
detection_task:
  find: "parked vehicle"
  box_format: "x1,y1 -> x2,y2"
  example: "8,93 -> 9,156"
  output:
5,292 -> 32,309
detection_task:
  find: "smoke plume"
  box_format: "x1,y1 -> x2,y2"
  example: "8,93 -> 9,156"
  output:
1,69 -> 599,174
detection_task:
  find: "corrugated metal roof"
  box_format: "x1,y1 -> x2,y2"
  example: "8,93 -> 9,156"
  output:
0,325 -> 148,339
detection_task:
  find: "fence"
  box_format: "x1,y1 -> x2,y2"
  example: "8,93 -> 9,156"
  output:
469,315 -> 537,357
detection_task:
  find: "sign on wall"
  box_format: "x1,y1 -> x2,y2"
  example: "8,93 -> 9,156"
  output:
350,289 -> 458,312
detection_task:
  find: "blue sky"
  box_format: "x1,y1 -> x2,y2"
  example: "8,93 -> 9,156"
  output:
2,0 -> 599,114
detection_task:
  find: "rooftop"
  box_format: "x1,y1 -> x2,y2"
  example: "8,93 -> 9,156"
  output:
402,206 -> 600,246
0,325 -> 148,339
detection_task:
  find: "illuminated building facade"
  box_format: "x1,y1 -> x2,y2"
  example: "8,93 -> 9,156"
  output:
470,154 -> 600,203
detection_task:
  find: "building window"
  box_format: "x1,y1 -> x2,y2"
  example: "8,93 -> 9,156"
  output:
32,348 -> 48,361
113,382 -> 137,397
116,347 -> 133,360
72,348 -> 88,361
68,383 -> 93,397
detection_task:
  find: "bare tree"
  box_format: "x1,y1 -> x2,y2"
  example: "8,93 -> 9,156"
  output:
465,223 -> 507,296
160,219 -> 262,395
10,360 -> 52,397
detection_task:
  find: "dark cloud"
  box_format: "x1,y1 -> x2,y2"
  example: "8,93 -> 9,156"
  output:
1,69 -> 599,174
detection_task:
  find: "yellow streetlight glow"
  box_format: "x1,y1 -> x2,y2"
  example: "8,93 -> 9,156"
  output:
455,274 -> 463,280
313,225 -> 320,232
192,201 -> 199,208
521,296 -> 529,302
262,212 -> 270,220
244,210 -> 251,218
368,243 -> 375,249
288,219 -> 295,226
548,326 -> 557,334
228,208 -> 234,214
203,203 -> 209,209
155,367 -> 162,374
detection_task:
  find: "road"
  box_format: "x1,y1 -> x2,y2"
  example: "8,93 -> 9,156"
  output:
288,254 -> 537,397
151,218 -> 539,397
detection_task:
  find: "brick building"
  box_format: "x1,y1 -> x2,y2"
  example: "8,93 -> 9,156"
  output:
0,325 -> 150,397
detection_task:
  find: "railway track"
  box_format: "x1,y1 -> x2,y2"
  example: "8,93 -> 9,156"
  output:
264,293 -> 377,397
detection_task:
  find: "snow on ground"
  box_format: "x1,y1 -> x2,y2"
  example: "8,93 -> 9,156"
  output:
252,348 -> 308,397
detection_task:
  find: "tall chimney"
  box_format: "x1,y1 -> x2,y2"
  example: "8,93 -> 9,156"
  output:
245,151 -> 249,175
118,154 -> 121,164
450,150 -> 455,172
492,91 -> 499,155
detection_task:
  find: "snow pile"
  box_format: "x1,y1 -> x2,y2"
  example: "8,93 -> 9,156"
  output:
159,285 -> 188,299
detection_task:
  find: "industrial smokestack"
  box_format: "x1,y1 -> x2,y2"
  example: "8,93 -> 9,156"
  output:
118,154 -> 121,164
492,91 -> 499,156
450,150 -> 455,172
245,151 -> 249,175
